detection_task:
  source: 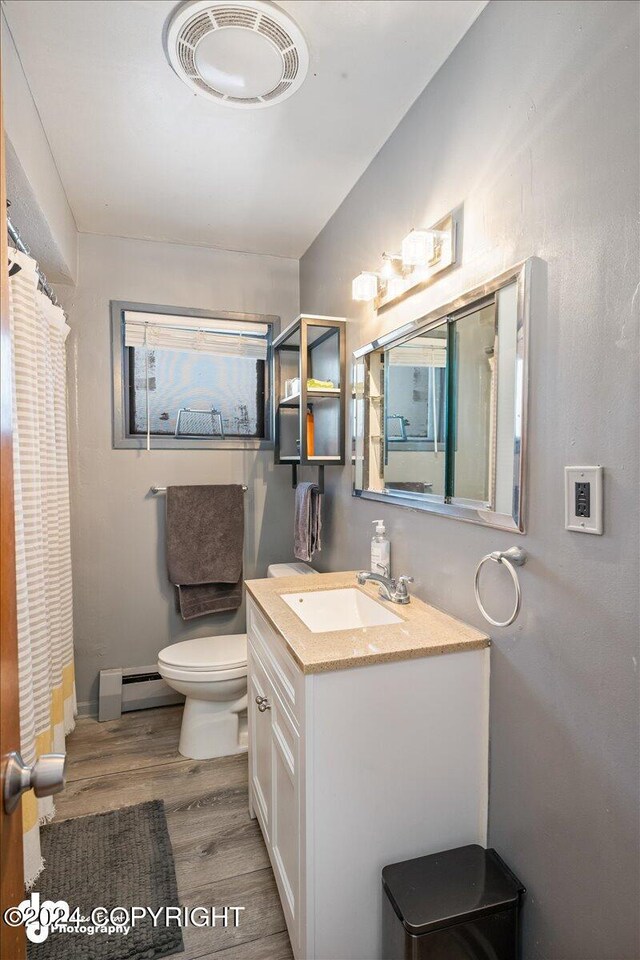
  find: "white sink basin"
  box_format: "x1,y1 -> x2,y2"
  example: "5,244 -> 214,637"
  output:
280,588 -> 403,633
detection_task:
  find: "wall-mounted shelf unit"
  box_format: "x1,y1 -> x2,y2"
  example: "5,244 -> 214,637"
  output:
273,314 -> 346,488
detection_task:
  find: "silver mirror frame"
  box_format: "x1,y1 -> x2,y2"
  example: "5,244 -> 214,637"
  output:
352,258 -> 539,533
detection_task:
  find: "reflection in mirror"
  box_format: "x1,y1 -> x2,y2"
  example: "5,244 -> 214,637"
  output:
352,260 -> 532,532
450,302 -> 496,505
384,324 -> 447,498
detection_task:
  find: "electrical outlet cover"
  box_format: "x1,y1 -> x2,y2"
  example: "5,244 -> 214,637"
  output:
565,466 -> 603,534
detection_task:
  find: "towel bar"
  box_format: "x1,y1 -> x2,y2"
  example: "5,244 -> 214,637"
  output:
292,464 -> 325,494
150,485 -> 248,495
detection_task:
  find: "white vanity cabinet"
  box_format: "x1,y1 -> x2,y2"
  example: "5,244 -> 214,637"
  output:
247,595 -> 490,960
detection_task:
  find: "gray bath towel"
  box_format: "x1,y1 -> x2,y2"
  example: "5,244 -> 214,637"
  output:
294,481 -> 322,562
175,580 -> 243,621
166,485 -> 244,620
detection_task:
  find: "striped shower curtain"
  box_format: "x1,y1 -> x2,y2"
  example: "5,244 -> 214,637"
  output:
8,248 -> 76,887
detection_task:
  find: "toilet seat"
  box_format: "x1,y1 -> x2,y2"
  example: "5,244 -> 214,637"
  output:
158,634 -> 247,684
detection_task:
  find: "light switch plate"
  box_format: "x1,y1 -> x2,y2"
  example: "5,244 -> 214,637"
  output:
565,466 -> 603,534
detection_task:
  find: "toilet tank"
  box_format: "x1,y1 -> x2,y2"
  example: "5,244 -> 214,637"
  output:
267,562 -> 316,578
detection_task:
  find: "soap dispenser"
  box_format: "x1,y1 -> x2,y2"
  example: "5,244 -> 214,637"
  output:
371,519 -> 390,576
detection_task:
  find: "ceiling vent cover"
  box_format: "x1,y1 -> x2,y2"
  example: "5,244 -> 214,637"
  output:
166,0 -> 309,108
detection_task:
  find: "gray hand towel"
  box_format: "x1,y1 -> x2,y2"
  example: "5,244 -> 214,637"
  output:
294,481 -> 322,563
166,485 -> 244,620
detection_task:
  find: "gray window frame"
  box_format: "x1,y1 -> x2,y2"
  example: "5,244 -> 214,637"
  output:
111,300 -> 277,450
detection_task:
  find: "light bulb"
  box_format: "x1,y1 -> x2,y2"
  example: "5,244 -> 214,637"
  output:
401,229 -> 436,268
352,272 -> 379,302
380,254 -> 401,280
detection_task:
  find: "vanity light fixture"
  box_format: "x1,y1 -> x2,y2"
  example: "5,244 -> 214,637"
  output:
352,272 -> 379,302
401,229 -> 438,268
350,211 -> 457,309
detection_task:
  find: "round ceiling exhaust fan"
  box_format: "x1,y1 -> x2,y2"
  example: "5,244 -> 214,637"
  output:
165,0 -> 309,108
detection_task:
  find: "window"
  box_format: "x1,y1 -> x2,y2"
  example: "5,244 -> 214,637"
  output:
112,302 -> 275,449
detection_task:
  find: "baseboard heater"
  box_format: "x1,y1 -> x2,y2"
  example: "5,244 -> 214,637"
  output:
98,665 -> 184,722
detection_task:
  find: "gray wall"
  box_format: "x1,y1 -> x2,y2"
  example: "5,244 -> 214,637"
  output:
300,2 -> 639,957
1,10 -> 78,281
58,233 -> 299,711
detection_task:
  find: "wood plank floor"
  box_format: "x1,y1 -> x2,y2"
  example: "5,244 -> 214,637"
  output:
55,705 -> 293,960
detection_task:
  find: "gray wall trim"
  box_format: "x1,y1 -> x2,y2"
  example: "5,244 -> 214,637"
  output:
75,700 -> 98,719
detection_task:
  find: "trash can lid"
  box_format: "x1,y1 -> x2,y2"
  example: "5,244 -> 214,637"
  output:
382,845 -> 525,936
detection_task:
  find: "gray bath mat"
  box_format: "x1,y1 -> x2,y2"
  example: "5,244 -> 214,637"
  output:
28,800 -> 184,960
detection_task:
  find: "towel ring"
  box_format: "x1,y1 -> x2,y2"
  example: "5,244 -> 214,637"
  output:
474,547 -> 527,628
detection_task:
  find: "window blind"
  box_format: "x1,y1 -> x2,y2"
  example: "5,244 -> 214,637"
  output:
123,311 -> 269,360
388,338 -> 447,368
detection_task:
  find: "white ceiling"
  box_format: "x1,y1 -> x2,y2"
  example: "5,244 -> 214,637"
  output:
4,0 -> 487,258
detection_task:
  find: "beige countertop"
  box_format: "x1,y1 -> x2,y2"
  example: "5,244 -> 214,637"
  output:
244,570 -> 490,674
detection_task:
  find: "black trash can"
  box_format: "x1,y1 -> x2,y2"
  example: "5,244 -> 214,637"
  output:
382,844 -> 525,960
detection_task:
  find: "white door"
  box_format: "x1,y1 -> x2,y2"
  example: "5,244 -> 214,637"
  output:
248,645 -> 273,842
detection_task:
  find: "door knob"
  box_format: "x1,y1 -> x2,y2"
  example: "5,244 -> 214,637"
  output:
255,696 -> 267,705
258,701 -> 271,712
3,751 -> 66,814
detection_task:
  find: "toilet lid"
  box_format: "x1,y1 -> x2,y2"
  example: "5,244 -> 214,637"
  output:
158,634 -> 247,671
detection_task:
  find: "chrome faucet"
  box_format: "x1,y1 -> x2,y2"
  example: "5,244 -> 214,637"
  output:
357,571 -> 414,604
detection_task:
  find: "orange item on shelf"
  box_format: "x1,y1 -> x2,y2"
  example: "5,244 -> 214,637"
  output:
306,406 -> 315,457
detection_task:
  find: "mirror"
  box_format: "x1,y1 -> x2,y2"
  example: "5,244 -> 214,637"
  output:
353,260 -> 533,531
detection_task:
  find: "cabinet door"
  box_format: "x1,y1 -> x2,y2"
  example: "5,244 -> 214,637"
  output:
248,645 -> 273,843
270,697 -> 301,947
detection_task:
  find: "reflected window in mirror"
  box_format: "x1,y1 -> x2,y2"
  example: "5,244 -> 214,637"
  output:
384,324 -> 448,498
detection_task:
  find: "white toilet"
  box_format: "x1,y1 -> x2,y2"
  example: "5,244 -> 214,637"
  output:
158,562 -> 314,760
